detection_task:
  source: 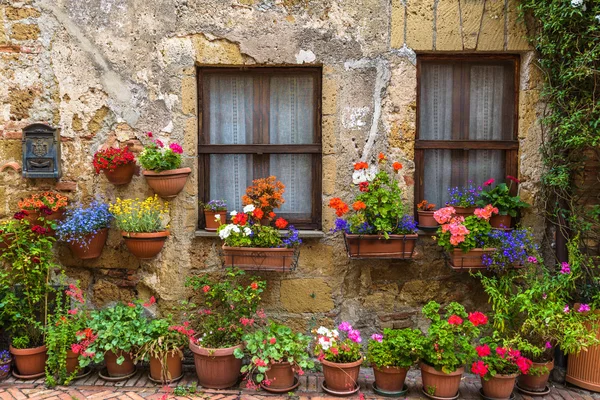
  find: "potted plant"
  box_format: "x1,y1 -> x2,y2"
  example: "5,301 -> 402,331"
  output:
367,328 -> 424,395
185,268 -> 266,389
480,228 -> 538,272
446,182 -> 482,218
476,177 -> 529,229
417,200 -> 438,229
138,133 -> 190,199
93,147 -> 136,185
202,199 -> 227,232
471,338 -> 533,399
313,322 -> 363,395
234,320 -> 314,392
109,195 -> 170,259
329,154 -> 418,259
18,192 -> 69,233
78,300 -> 151,379
0,350 -> 11,380
420,301 -> 487,399
242,175 -> 286,224
56,201 -> 112,259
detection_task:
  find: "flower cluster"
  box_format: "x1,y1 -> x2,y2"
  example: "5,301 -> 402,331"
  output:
138,132 -> 184,172
447,182 -> 482,207
18,192 -> 68,212
56,201 -> 112,247
203,199 -> 227,212
92,147 -> 135,173
367,328 -> 425,369
109,195 -> 169,233
242,176 -> 285,218
434,205 -> 496,252
72,328 -> 98,358
0,350 -> 10,377
417,200 -> 436,211
476,178 -> 529,218
481,228 -> 538,271
313,323 -> 363,364
472,341 -> 533,380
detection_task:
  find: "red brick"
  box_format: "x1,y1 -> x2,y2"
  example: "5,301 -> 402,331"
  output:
2,131 -> 22,140
0,45 -> 21,53
0,391 -> 15,400
55,181 -> 77,192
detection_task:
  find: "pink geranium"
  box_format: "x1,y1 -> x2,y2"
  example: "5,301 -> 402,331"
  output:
434,206 -> 456,224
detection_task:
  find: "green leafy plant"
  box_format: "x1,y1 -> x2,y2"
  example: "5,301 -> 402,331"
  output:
138,132 -> 183,172
367,328 -> 424,369
476,180 -> 529,217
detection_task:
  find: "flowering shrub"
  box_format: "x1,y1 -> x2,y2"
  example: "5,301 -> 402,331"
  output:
56,202 -> 112,248
109,195 -> 169,233
18,191 -> 68,212
417,200 -> 436,211
421,301 -> 487,373
234,321 -> 314,389
367,328 -> 424,369
329,153 -> 415,237
184,268 -> 266,348
476,179 -> 529,217
313,322 -> 362,364
434,205 -> 497,252
203,199 -> 227,212
242,176 -> 285,219
92,147 -> 135,173
138,132 -> 184,172
471,339 -> 532,380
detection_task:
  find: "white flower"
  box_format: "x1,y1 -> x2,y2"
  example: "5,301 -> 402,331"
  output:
243,227 -> 252,236
596,15 -> 600,22
243,204 -> 255,213
332,329 -> 339,339
230,211 -> 237,216
218,224 -> 234,239
317,326 -> 330,336
318,336 -> 331,351
352,165 -> 378,184
571,0 -> 583,7
232,225 -> 240,234
215,214 -> 221,220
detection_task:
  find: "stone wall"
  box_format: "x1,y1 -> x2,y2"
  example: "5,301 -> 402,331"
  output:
0,0 -> 545,337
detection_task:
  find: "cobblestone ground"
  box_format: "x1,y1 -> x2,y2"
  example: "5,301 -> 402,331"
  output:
1,369 -> 599,400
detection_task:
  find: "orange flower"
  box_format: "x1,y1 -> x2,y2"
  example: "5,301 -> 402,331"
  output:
378,153 -> 386,162
269,212 -> 276,218
275,218 -> 288,229
329,198 -> 349,217
253,208 -> 264,220
353,161 -> 369,171
353,201 -> 366,211
393,162 -> 403,172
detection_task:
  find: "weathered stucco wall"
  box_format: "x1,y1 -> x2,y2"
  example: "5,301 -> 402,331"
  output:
0,0 -> 545,336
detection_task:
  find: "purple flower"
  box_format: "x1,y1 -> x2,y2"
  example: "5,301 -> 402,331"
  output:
332,218 -> 349,233
564,305 -> 570,313
338,321 -> 352,332
169,142 -> 183,154
560,262 -> 571,274
578,304 -> 591,313
527,256 -> 538,264
371,333 -> 383,343
545,342 -> 552,349
348,329 -> 362,343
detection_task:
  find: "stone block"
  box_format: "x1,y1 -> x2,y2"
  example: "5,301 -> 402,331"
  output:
92,279 -> 136,307
322,155 -> 336,196
477,0 -> 506,51
436,0 -> 462,51
321,77 -> 337,116
280,278 -> 334,313
322,115 -> 336,155
391,0 -> 406,48
192,34 -> 248,65
506,0 -> 531,51
9,23 -> 40,41
181,75 -> 197,115
460,1 -> 485,50
55,180 -> 76,191
5,6 -> 41,20
297,241 -> 335,276
406,0 -> 434,51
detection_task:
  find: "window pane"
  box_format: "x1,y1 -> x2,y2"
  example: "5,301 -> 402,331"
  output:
419,63 -> 454,140
269,154 -> 312,219
469,65 -> 513,140
269,76 -> 315,144
207,75 -> 254,145
209,154 -> 254,212
424,150 -> 506,208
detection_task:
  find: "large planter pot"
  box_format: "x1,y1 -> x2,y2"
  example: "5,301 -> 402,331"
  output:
204,210 -> 227,232
417,210 -> 438,229
122,230 -> 169,259
452,206 -> 476,218
344,233 -> 418,259
143,167 -> 191,199
0,356 -> 12,380
420,362 -> 464,398
222,245 -> 296,271
102,162 -> 136,185
189,340 -> 243,389
567,319 -> 600,392
9,345 -> 47,377
66,349 -> 79,374
265,361 -> 296,390
481,373 -> 517,399
373,365 -> 408,392
104,350 -> 135,377
490,215 -> 512,230
321,357 -> 362,392
66,228 -> 109,259
448,248 -> 495,270
149,350 -> 183,383
517,359 -> 554,392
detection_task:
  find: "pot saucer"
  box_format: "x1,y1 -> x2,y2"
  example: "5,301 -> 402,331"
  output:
478,388 -> 516,400
98,367 -> 137,382
321,381 -> 360,396
72,366 -> 92,380
515,382 -> 551,396
260,377 -> 300,393
12,369 -> 45,380
372,382 -> 408,397
421,387 -> 460,400
148,372 -> 184,385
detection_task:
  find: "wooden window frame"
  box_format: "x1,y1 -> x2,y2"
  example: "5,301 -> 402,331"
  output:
197,67 -> 323,230
414,54 -> 520,212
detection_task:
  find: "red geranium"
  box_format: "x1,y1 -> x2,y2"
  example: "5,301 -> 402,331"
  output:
275,218 -> 288,229
471,360 -> 489,377
448,315 -> 463,325
475,344 -> 491,357
468,311 -> 488,327
92,147 -> 135,173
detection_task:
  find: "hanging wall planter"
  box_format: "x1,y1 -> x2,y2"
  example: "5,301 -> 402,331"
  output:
67,228 -> 109,260
222,246 -> 297,272
104,163 -> 136,185
344,233 -> 418,259
143,167 -> 191,199
122,231 -> 169,259
446,248 -> 495,271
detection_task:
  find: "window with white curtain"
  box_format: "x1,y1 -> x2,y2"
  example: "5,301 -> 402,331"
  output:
415,56 -> 519,212
198,68 -> 322,229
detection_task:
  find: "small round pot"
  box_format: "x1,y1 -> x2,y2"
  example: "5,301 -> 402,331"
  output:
517,359 -> 554,392
417,210 -> 438,228
452,206 -> 476,218
122,230 -> 169,259
204,210 -> 227,232
149,350 -> 183,383
490,215 -> 512,229
420,362 -> 464,399
104,350 -> 135,377
373,365 -> 408,392
9,345 -> 47,377
143,167 -> 191,199
0,357 -> 11,380
102,162 -> 136,185
321,357 -> 362,392
67,228 -> 109,259
189,339 -> 243,389
481,373 -> 517,399
265,362 -> 295,390
66,349 -> 79,374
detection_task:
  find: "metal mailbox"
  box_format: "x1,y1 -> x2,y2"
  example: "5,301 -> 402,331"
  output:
22,123 -> 61,179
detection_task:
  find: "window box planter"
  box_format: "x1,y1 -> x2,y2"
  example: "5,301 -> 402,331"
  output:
122,231 -> 169,259
221,245 -> 297,272
343,233 -> 418,259
143,167 -> 191,199
490,215 -> 512,230
446,248 -> 494,271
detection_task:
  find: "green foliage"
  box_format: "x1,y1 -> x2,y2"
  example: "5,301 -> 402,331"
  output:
477,183 -> 529,217
219,223 -> 282,248
173,382 -> 198,396
367,328 -> 425,369
138,141 -> 182,172
435,214 -> 492,253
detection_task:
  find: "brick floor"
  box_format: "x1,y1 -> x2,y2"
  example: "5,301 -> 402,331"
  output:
1,368 -> 599,399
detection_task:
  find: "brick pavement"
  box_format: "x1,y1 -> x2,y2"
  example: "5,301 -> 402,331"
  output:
1,368 -> 600,400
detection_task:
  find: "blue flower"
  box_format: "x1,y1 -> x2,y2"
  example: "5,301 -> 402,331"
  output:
56,201 -> 112,247
331,218 -> 349,233
397,215 -> 418,234
281,225 -> 302,248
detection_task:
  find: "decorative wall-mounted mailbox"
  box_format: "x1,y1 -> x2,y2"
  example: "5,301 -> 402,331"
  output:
22,123 -> 61,179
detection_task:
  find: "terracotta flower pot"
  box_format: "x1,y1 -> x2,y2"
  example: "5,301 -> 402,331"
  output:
448,248 -> 495,270
373,365 -> 408,392
417,210 -> 438,228
67,228 -> 109,259
265,362 -> 296,390
9,345 -> 47,377
452,206 -> 476,218
143,167 -> 191,199
490,215 -> 512,229
344,233 -> 418,259
567,317 -> 600,391
222,245 -> 295,271
189,340 -> 243,389
122,231 -> 169,259
321,357 -> 362,392
518,359 -> 554,392
481,373 -> 517,399
420,362 -> 464,398
66,349 -> 79,374
103,162 -> 136,185
104,350 -> 135,377
149,350 -> 183,383
24,208 -> 65,224
0,357 -> 11,380
204,210 -> 227,232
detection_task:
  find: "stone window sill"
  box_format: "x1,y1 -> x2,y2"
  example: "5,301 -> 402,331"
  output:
194,229 -> 326,239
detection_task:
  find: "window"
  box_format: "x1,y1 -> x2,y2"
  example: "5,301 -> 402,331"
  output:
198,68 -> 322,230
415,55 -> 519,210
